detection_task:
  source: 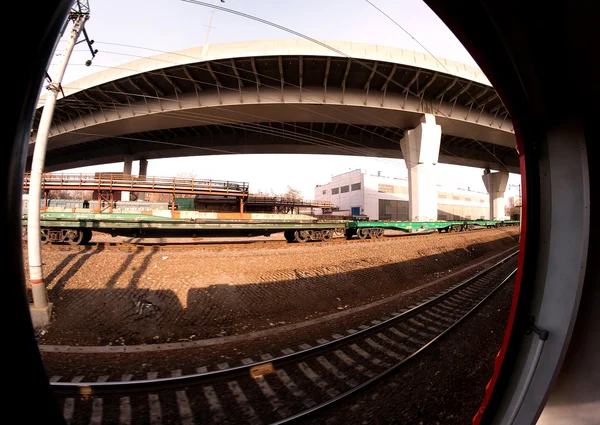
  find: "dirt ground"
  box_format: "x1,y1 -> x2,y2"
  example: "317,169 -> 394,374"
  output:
24,227 -> 520,347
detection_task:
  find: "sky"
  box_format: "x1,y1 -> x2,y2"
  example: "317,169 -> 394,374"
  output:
47,0 -> 521,200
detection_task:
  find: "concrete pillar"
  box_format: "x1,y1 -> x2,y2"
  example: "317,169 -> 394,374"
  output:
122,155 -> 133,201
139,158 -> 148,177
482,169 -> 509,219
135,158 -> 148,201
400,114 -> 442,221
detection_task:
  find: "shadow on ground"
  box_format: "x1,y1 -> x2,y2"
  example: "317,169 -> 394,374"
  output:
34,235 -> 518,346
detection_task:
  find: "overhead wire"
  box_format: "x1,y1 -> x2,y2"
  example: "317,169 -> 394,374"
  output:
364,0 -> 513,171
48,53 -> 424,166
177,0 -> 515,173
51,46 -> 503,175
43,74 -> 491,184
51,86 -> 408,163
37,5 -> 517,185
41,0 -> 515,180
53,72 -> 479,175
50,51 -> 408,154
178,0 -> 505,123
45,92 -> 490,195
53,86 -> 493,187
64,33 -> 513,149
64,45 -> 415,143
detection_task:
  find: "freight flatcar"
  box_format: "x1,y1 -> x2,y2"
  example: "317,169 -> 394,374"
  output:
22,211 -> 519,245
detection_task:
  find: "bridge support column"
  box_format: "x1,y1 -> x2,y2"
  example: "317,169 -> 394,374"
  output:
400,114 -> 442,221
482,169 -> 509,219
135,158 -> 148,201
122,155 -> 133,201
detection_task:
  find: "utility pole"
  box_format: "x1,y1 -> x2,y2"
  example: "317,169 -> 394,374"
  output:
27,0 -> 97,325
203,0 -> 219,46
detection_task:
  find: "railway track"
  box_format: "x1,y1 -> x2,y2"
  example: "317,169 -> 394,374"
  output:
29,227 -> 504,252
34,235 -> 433,251
49,251 -> 518,424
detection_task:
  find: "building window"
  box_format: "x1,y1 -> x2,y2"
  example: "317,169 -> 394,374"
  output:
351,182 -> 361,191
332,187 -> 339,195
465,197 -> 471,202
480,199 -> 485,203
439,193 -> 447,198
322,190 -> 326,195
341,185 -> 350,193
453,195 -> 461,200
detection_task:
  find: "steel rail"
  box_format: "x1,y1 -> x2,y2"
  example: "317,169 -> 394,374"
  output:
271,266 -> 518,424
50,249 -> 519,394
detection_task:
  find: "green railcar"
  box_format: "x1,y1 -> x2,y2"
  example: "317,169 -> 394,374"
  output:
344,219 -> 520,239
22,211 -> 519,245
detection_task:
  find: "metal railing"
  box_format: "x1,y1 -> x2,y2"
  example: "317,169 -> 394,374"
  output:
22,173 -> 249,196
245,196 -> 336,208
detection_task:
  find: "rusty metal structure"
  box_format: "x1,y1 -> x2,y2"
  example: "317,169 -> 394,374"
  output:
23,172 -> 249,213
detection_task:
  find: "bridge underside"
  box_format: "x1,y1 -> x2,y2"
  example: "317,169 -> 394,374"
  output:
29,49 -> 519,174
35,121 -> 519,173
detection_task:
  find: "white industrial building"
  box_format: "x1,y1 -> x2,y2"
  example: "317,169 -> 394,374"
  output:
314,169 -> 491,221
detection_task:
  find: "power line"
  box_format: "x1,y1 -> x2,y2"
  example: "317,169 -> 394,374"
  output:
180,0 -> 513,169
179,0 -> 504,118
65,37 -> 513,152
40,48 -> 514,181
51,82 -> 488,181
52,3 -> 514,171
365,0 -> 438,60
363,0 -> 502,108
51,47 -> 411,148
59,45 -> 511,174
178,0 -> 424,99
364,0 -> 512,170
56,89 -> 407,163
52,54 -> 418,165
45,84 -> 499,185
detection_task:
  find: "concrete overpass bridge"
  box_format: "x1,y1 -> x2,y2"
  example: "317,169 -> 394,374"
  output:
29,39 -> 518,220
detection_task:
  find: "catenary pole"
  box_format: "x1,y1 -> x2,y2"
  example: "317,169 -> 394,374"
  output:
27,8 -> 89,308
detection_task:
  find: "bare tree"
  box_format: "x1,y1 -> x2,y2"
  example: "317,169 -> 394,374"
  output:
48,189 -> 92,199
175,171 -> 198,198
252,189 -> 273,198
282,185 -> 302,201
176,171 -> 197,180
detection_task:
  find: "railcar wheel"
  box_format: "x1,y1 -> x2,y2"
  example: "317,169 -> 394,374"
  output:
284,230 -> 295,242
40,229 -> 49,245
357,228 -> 369,239
322,230 -> 332,241
294,230 -> 309,243
64,229 -> 84,246
81,229 -> 93,244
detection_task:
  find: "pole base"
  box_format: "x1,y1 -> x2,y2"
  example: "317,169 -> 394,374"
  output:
29,303 -> 53,328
